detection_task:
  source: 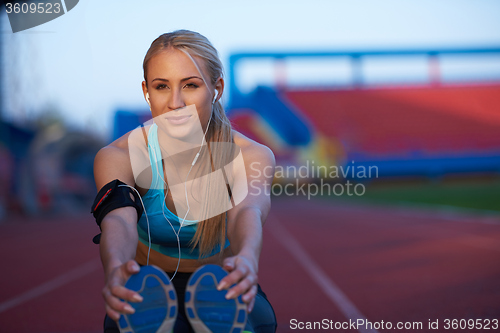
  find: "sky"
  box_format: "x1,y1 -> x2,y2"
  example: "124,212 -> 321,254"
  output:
1,0 -> 500,139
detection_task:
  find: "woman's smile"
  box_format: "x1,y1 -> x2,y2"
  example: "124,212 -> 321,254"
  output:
166,114 -> 192,125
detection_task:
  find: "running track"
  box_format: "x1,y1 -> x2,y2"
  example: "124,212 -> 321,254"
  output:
0,196 -> 499,333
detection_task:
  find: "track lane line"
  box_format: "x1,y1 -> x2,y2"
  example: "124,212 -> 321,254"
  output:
268,215 -> 379,333
0,259 -> 101,314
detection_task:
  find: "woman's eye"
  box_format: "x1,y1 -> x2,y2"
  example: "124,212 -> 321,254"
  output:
155,84 -> 167,90
184,83 -> 199,89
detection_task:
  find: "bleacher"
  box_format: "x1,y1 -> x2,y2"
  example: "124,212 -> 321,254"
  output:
227,48 -> 500,179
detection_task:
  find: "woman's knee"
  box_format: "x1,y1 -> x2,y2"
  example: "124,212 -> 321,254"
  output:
247,289 -> 277,333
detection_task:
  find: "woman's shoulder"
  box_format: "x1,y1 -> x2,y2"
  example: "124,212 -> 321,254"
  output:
96,124 -> 152,161
96,131 -> 132,161
94,127 -> 151,188
232,129 -> 275,167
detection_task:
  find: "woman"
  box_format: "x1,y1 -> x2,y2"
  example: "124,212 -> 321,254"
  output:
92,30 -> 277,333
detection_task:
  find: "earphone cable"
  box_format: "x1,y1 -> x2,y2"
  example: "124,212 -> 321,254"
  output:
117,184 -> 152,266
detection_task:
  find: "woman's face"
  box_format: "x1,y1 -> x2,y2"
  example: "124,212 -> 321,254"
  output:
142,48 -> 221,140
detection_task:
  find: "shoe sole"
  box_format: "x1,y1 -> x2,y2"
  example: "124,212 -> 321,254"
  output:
118,265 -> 177,333
185,264 -> 247,333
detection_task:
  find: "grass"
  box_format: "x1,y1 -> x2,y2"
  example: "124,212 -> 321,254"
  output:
323,175 -> 500,213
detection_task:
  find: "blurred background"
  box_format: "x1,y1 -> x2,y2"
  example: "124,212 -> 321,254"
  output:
1,1 -> 499,332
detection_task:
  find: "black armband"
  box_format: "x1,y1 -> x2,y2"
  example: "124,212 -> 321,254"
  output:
90,179 -> 144,244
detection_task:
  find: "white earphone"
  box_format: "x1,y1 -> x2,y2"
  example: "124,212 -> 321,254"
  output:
191,90 -> 218,167
138,88 -> 219,280
212,90 -> 218,105
138,48 -> 224,281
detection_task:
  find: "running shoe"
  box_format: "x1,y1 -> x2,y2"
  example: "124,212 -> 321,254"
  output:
118,265 -> 178,333
185,264 -> 247,333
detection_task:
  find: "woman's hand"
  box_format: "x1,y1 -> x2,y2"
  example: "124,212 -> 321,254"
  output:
217,254 -> 259,313
102,260 -> 144,321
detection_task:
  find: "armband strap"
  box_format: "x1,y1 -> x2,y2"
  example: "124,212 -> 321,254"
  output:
90,179 -> 144,244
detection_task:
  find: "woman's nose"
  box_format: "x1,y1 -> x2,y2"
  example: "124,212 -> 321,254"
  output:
168,90 -> 185,110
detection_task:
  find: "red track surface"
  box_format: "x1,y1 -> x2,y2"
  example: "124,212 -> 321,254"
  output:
1,196 -> 499,332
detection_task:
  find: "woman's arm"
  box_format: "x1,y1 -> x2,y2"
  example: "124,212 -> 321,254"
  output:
94,145 -> 144,321
218,143 -> 276,312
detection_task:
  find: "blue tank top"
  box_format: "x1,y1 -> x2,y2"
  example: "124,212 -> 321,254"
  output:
136,123 -> 230,259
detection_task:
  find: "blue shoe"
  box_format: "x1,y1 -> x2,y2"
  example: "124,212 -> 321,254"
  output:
118,265 -> 177,333
185,264 -> 247,333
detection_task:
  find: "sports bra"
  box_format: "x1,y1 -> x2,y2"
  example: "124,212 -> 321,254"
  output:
136,123 -> 230,259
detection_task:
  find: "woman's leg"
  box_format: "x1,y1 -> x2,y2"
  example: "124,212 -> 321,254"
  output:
102,271 -> 194,333
244,284 -> 278,333
168,271 -> 195,333
102,274 -> 277,333
103,314 -> 120,333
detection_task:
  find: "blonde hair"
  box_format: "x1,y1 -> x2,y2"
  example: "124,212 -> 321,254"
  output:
143,30 -> 234,258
